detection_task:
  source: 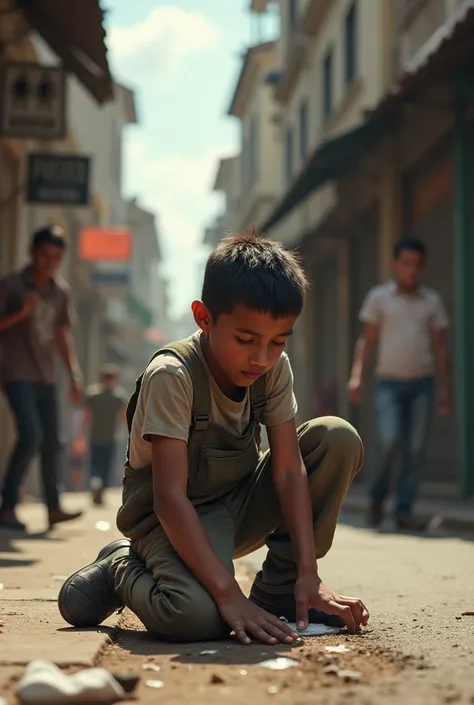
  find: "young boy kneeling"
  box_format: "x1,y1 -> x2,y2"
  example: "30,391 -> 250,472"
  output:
58,232 -> 369,645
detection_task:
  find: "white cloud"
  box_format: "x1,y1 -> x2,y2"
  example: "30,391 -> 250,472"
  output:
107,7 -> 219,82
123,134 -> 230,317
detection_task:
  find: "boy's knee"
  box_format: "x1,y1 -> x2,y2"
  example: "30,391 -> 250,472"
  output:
145,587 -> 229,642
301,417 -> 364,477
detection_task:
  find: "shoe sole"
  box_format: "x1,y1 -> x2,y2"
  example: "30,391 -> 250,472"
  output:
58,539 -> 130,626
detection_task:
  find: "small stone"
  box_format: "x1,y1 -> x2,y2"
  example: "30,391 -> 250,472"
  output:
259,658 -> 298,670
142,663 -> 161,672
338,669 -> 362,682
239,669 -> 248,676
325,644 -> 351,654
145,680 -> 165,689
268,686 -> 279,694
324,665 -> 340,676
210,673 -> 225,684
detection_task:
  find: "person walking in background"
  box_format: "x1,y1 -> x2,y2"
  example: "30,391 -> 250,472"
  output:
0,225 -> 83,531
75,364 -> 128,506
68,404 -> 87,491
348,237 -> 452,532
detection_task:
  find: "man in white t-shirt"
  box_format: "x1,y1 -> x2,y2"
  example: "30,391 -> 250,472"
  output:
348,237 -> 451,531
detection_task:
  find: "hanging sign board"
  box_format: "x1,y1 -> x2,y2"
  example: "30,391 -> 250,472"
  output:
0,63 -> 66,139
26,153 -> 90,206
79,227 -> 132,262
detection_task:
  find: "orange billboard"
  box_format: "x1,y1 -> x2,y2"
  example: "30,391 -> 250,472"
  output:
79,227 -> 132,262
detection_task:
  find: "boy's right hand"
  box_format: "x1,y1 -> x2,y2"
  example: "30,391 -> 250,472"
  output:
216,584 -> 298,645
347,377 -> 363,405
21,291 -> 39,316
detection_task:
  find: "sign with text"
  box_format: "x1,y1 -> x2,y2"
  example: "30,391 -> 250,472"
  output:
26,153 -> 91,206
79,227 -> 132,262
90,262 -> 130,288
0,63 -> 66,139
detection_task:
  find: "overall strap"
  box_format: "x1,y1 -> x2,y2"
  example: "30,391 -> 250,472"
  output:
249,372 -> 268,423
164,338 -> 211,435
125,348 -> 163,434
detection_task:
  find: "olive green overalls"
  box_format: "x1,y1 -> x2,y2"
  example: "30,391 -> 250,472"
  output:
112,339 -> 363,642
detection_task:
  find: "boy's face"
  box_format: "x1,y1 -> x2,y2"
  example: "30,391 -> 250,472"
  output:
30,243 -> 64,281
393,248 -> 425,291
193,301 -> 296,391
102,375 -> 117,389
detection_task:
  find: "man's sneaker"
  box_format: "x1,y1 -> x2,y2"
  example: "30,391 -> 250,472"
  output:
0,509 -> 27,531
48,508 -> 83,531
58,539 -> 131,628
396,514 -> 428,532
367,502 -> 384,528
91,477 -> 104,506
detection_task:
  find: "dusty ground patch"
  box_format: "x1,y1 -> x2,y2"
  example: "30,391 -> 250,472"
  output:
95,609 -> 402,705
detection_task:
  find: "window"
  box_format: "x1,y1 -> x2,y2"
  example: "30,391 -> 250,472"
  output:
288,0 -> 298,30
322,48 -> 333,122
285,127 -> 294,184
299,99 -> 309,161
345,1 -> 357,85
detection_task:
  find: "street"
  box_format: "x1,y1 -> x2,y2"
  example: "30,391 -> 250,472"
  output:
1,491 -> 473,704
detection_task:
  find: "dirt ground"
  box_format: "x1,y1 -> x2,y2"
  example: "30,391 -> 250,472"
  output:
94,516 -> 474,705
99,609 -> 402,705
95,562 -> 404,705
2,504 -> 474,704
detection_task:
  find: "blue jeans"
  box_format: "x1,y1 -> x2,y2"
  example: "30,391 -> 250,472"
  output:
1,382 -> 60,511
370,377 -> 435,518
90,442 -> 116,489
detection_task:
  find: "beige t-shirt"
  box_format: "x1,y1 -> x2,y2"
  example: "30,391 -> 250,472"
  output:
129,333 -> 298,469
359,281 -> 449,380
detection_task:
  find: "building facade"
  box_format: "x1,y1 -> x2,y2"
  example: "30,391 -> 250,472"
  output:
208,0 -> 474,498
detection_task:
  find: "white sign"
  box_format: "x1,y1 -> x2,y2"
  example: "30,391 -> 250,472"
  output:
0,63 -> 66,140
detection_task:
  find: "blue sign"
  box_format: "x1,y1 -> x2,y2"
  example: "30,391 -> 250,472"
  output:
90,263 -> 130,288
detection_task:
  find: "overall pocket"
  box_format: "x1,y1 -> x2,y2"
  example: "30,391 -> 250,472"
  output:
189,444 -> 258,500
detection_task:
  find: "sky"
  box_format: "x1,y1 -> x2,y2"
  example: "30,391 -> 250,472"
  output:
104,1 -> 275,320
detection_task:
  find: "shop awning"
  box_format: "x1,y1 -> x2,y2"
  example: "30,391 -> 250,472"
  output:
368,2 -> 474,120
17,0 -> 113,104
262,2 -> 474,234
261,113 -> 395,233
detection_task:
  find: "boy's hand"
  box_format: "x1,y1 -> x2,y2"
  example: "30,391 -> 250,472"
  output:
347,376 -> 363,405
295,573 -> 369,634
217,584 -> 298,645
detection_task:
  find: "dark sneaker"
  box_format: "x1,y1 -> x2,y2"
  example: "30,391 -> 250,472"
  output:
48,508 -> 83,530
367,502 -> 384,528
0,509 -> 27,531
91,478 -> 104,506
396,515 -> 428,532
58,539 -> 131,627
249,583 -> 345,628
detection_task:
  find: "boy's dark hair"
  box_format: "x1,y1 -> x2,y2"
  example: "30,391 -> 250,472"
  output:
202,228 -> 309,319
31,225 -> 67,250
393,237 -> 427,260
100,363 -> 119,381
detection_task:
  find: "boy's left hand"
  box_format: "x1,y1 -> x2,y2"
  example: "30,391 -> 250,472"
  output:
294,573 -> 369,634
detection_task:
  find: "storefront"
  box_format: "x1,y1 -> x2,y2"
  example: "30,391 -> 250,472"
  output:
402,135 -> 458,488
348,207 -> 379,452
